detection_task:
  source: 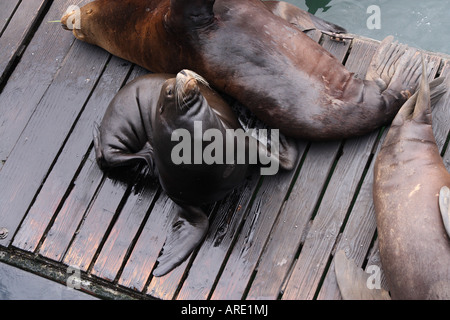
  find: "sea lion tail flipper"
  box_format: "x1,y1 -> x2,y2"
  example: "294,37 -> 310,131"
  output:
264,1 -> 347,34
393,67 -> 446,125
335,250 -> 391,300
153,205 -> 209,277
438,186 -> 450,238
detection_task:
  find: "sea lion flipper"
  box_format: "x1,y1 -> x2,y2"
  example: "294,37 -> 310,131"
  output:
438,186 -> 450,238
366,36 -> 437,98
277,134 -> 298,171
392,69 -> 446,126
136,142 -> 156,173
263,1 -> 346,34
335,250 -> 391,300
153,205 -> 209,277
93,122 -> 155,170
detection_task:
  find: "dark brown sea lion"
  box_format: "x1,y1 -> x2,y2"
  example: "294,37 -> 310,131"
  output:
62,0 -> 428,141
94,70 -> 296,276
373,64 -> 449,300
335,62 -> 449,300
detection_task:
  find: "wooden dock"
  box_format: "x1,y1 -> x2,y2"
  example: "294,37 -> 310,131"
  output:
1,0 -> 449,300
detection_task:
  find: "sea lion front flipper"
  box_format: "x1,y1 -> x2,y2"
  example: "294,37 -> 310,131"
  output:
153,205 -> 209,277
263,1 -> 347,34
93,122 -> 155,171
335,250 -> 391,300
438,186 -> 450,238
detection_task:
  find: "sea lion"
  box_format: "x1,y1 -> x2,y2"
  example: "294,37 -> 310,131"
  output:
334,65 -> 449,300
373,63 -> 449,300
62,0 -> 428,141
94,70 -> 296,276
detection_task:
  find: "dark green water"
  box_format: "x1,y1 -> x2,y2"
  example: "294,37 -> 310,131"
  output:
286,0 -> 450,54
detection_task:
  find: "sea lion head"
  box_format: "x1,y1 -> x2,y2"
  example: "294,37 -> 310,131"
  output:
157,69 -> 214,128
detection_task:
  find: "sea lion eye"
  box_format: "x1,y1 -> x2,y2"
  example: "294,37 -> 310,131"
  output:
166,87 -> 173,97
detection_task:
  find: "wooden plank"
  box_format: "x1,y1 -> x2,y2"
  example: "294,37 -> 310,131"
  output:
61,169 -> 137,271
91,174 -> 159,281
12,56 -> 133,252
282,134 -> 378,300
118,193 -> 177,292
0,1 -> 20,35
245,142 -> 341,300
0,37 -> 110,247
245,37 -> 352,301
315,135 -> 382,300
208,142 -> 307,300
0,0 -> 79,167
37,149 -> 104,261
150,171 -> 261,300
0,0 -> 50,85
316,56 -> 447,300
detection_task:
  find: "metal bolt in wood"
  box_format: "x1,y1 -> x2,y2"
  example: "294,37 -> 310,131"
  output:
0,228 -> 8,240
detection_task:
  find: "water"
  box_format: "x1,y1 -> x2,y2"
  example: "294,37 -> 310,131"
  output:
0,262 -> 97,300
285,0 -> 450,54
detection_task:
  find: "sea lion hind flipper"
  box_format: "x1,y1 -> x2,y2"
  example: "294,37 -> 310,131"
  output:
335,250 -> 391,300
153,205 -> 209,277
393,67 -> 446,126
366,37 -> 436,98
438,186 -> 450,238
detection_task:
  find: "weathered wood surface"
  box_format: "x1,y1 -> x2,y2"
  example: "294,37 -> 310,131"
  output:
1,0 -> 449,300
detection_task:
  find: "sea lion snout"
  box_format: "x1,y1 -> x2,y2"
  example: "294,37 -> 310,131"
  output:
174,70 -> 209,109
61,10 -> 75,30
61,6 -> 88,40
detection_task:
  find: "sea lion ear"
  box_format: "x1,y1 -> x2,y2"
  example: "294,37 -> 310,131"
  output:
438,186 -> 450,239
